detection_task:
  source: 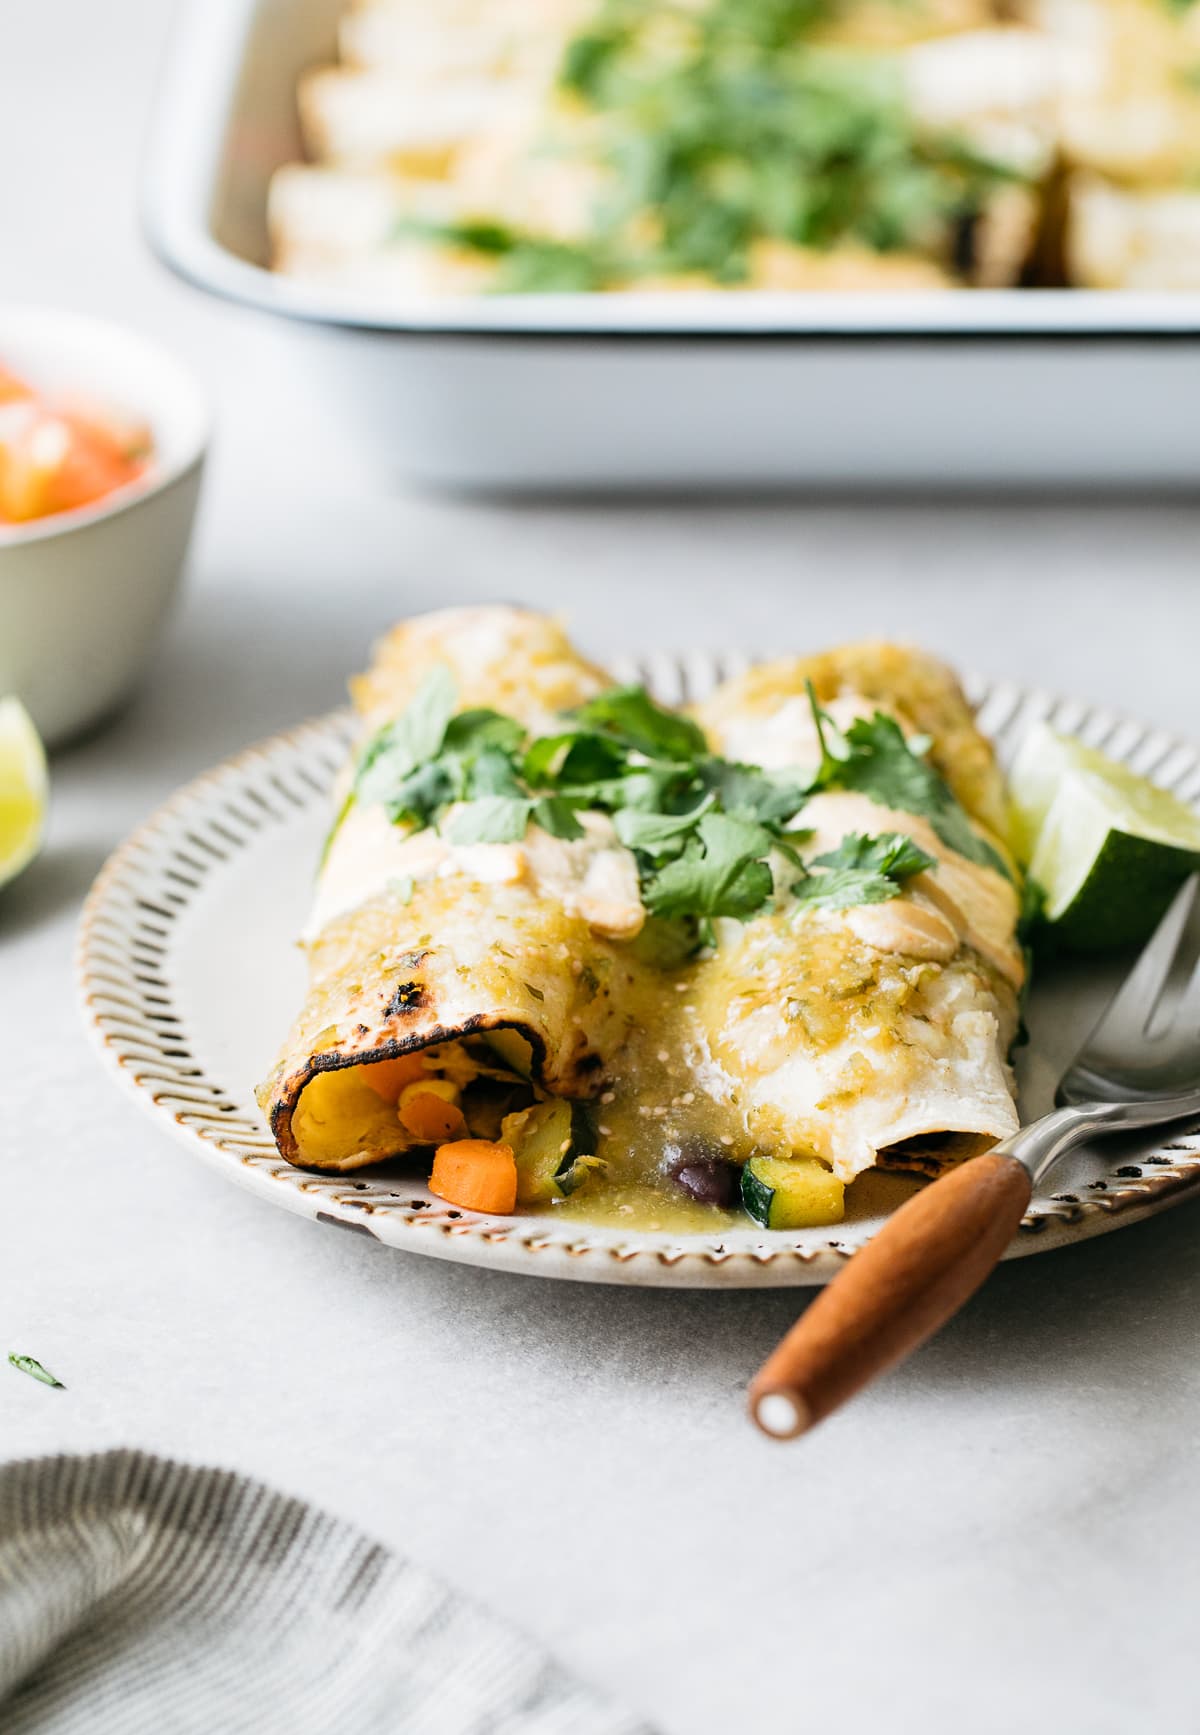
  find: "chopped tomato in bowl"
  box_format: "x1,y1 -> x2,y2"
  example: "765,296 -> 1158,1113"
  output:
0,308 -> 207,745
0,364 -> 153,529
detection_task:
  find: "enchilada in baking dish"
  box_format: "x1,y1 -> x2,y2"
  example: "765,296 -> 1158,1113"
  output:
267,0 -> 1200,295
258,608 -> 1023,1229
270,0 -> 1053,295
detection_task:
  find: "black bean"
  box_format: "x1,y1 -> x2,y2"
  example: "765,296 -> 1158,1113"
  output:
663,1138 -> 740,1208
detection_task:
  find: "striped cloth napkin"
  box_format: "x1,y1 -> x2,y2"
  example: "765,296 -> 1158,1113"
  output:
0,1450 -> 653,1735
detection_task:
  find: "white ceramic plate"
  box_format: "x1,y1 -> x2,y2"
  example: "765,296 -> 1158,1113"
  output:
78,658 -> 1200,1286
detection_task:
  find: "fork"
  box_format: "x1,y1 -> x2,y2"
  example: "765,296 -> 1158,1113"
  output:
749,874 -> 1200,1441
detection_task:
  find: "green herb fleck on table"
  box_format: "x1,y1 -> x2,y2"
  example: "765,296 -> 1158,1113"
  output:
9,1353 -> 65,1389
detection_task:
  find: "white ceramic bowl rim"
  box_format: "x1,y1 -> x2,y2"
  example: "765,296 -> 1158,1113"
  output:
0,306 -> 210,549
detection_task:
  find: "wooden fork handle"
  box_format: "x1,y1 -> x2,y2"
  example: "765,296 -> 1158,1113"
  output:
749,1152 -> 1032,1439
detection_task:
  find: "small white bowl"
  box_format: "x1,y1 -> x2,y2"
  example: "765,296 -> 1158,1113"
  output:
0,308 -> 208,747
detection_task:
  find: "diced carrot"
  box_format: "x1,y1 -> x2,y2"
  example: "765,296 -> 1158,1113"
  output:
361,1051 -> 429,1103
429,1140 -> 518,1214
398,1080 -> 468,1143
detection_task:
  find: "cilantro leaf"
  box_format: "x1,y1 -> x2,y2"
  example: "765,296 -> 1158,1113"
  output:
444,709 -> 526,757
523,730 -> 627,788
851,832 -> 937,880
346,672 -> 974,951
837,714 -> 1011,878
595,765 -> 698,812
805,690 -> 1012,881
833,715 -> 944,809
642,811 -> 777,926
532,796 -> 586,841
352,676 -> 535,835
382,760 -> 457,830
561,26 -> 628,96
436,0 -> 1028,295
355,666 -> 457,808
494,238 -> 615,293
571,686 -> 708,762
448,789 -> 585,845
698,758 -> 809,829
646,848 -> 775,927
467,745 -> 527,800
613,800 -> 713,855
547,7 -> 1024,287
794,867 -> 895,910
445,796 -> 533,845
395,216 -> 618,292
792,830 -> 936,910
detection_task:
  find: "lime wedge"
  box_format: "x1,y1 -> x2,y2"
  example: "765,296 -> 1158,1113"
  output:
1010,721 -> 1200,949
0,698 -> 47,889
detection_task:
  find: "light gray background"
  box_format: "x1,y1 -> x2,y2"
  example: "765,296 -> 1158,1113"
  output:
5,5 -> 1200,1732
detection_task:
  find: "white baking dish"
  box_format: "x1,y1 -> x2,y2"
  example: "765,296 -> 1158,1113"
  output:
143,0 -> 1200,489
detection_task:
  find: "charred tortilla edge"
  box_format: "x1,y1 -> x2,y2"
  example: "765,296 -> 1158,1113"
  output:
268,1014 -> 550,1169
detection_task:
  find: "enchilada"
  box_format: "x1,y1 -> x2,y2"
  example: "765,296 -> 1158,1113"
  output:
690,644 -> 1024,1187
257,606 -> 654,1172
270,0 -> 1052,295
260,614 -> 1024,1230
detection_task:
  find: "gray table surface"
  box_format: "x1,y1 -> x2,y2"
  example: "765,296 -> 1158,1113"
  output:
6,6 -> 1200,1733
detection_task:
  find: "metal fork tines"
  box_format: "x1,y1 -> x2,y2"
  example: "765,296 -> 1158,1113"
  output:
1059,876 -> 1200,1106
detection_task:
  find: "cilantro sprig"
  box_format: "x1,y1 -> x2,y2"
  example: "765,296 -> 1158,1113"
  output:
793,831 -> 936,910
419,0 -> 1028,292
354,669 -> 529,830
641,812 -> 778,940
344,668 -> 811,941
804,682 -> 1013,880
340,666 -> 984,948
536,686 -> 815,940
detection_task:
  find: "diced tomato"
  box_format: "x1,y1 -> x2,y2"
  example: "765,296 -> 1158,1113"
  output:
0,363 -> 152,526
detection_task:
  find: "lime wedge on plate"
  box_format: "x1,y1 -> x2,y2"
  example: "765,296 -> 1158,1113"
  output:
0,698 -> 47,889
1011,721 -> 1200,950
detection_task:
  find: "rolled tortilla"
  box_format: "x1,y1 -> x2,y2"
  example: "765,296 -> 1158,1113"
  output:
257,606 -> 651,1171
690,643 -> 1025,1184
